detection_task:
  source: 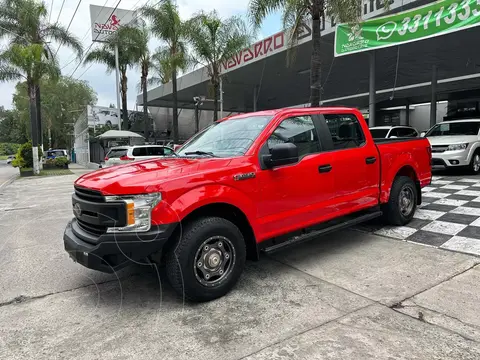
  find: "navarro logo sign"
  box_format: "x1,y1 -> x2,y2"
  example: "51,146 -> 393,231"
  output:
94,14 -> 121,36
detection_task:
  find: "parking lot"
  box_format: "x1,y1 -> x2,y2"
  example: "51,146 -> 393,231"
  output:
1,166 -> 480,359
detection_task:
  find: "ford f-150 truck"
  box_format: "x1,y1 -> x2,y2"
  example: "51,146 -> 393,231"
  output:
64,107 -> 432,302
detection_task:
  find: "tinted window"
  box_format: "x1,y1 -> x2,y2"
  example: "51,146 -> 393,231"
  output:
397,128 -> 418,137
268,116 -> 320,157
426,122 -> 480,136
147,147 -> 166,156
107,148 -> 128,158
369,129 -> 390,138
132,147 -> 148,156
324,114 -> 365,149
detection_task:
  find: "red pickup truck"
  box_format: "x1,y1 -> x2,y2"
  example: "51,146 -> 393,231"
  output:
65,107 -> 432,301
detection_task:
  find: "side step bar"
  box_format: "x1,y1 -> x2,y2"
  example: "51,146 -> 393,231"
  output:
263,210 -> 383,254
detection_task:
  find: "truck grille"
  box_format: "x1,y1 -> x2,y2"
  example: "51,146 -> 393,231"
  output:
74,186 -> 105,202
431,145 -> 449,153
72,186 -> 126,241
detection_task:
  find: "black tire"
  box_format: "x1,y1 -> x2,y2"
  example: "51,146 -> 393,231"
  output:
382,176 -> 417,226
165,217 -> 246,302
468,151 -> 480,175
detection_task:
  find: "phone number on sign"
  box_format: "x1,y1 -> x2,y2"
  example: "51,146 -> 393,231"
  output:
376,0 -> 480,41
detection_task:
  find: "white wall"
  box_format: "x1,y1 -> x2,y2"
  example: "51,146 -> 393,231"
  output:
409,102 -> 448,132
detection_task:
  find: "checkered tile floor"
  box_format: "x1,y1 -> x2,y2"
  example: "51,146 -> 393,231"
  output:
356,175 -> 480,257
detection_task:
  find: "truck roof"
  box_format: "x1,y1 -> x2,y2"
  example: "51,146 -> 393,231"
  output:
221,107 -> 359,122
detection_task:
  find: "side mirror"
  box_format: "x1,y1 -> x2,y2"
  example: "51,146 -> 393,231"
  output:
420,132 -> 426,137
263,143 -> 299,168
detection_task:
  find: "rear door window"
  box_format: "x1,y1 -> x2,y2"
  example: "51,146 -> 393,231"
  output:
107,148 -> 128,158
324,114 -> 366,150
132,147 -> 148,157
147,147 -> 166,156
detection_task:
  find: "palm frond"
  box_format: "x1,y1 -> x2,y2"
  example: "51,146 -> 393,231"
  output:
248,0 -> 286,27
41,24 -> 83,59
84,47 -> 116,73
0,64 -> 24,81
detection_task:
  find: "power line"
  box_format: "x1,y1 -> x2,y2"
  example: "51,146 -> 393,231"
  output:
60,0 -> 112,70
48,0 -> 55,23
69,0 -> 123,78
53,0 -> 82,58
54,0 -> 66,26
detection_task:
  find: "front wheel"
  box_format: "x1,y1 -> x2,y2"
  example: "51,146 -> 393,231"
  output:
165,217 -> 246,302
469,152 -> 480,175
382,176 -> 417,226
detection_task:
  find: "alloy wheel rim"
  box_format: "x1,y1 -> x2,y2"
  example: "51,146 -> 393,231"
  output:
399,185 -> 415,216
194,236 -> 236,287
473,155 -> 480,172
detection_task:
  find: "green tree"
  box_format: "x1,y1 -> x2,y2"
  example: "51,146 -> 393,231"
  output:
187,11 -> 252,121
0,43 -> 60,173
249,0 -> 363,106
13,77 -> 97,148
0,108 -> 27,144
0,0 -> 83,147
141,0 -> 189,143
84,29 -> 140,130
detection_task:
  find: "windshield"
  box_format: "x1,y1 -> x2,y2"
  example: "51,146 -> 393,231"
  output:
369,129 -> 390,138
426,122 -> 480,136
177,116 -> 272,157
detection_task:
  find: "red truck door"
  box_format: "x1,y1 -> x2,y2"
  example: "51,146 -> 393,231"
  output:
256,114 -> 336,240
318,112 -> 380,214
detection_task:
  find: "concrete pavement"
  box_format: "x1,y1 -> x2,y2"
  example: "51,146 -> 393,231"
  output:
0,160 -> 18,190
0,171 -> 479,359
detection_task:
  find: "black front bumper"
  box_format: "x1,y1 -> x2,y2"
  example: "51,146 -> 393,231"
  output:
64,219 -> 177,273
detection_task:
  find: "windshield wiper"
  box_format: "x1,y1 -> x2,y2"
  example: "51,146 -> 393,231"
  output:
184,151 -> 217,157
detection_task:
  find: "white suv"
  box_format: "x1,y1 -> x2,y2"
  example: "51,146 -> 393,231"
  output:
103,145 -> 176,168
426,119 -> 480,174
369,126 -> 419,138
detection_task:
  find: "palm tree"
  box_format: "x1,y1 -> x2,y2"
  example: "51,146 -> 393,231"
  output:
113,24 -> 153,139
187,11 -> 253,121
0,0 -> 83,147
249,0 -> 362,107
84,31 -> 139,130
141,0 -> 189,143
0,43 -> 60,173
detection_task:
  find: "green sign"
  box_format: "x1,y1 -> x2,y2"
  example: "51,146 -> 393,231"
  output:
335,0 -> 480,56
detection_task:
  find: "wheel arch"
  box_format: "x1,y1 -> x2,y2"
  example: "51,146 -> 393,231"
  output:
394,165 -> 421,205
167,202 -> 259,261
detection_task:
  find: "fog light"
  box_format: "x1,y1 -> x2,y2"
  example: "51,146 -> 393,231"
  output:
449,160 -> 459,165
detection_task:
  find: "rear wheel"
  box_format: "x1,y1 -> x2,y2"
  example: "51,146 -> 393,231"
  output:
469,151 -> 480,175
382,176 -> 417,226
165,217 -> 246,302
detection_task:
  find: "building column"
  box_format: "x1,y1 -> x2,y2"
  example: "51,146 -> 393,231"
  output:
253,85 -> 258,112
405,101 -> 410,127
369,51 -> 376,127
430,65 -> 437,128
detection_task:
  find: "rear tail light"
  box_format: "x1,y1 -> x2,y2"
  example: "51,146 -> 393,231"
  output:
104,156 -> 109,161
119,155 -> 134,161
427,146 -> 432,160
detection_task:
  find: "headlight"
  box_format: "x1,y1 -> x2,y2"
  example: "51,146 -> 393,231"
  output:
447,143 -> 468,151
105,193 -> 161,233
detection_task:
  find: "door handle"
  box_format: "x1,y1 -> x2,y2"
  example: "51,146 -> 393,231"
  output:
366,157 -> 377,164
318,164 -> 332,173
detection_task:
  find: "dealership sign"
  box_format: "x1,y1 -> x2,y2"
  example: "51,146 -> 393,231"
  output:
335,0 -> 480,56
90,5 -> 136,42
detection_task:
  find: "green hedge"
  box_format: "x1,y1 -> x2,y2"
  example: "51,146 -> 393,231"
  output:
11,142 -> 42,168
0,143 -> 21,156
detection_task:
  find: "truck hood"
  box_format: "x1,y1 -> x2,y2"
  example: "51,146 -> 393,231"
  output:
426,135 -> 479,145
75,157 -> 232,195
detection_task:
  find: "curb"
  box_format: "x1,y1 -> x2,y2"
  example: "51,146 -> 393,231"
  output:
0,173 -> 18,191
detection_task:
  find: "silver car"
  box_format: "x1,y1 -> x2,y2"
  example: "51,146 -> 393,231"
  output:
103,145 -> 176,168
426,119 -> 480,174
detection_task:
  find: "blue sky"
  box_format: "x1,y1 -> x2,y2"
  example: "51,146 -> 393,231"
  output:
0,1 -> 284,110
